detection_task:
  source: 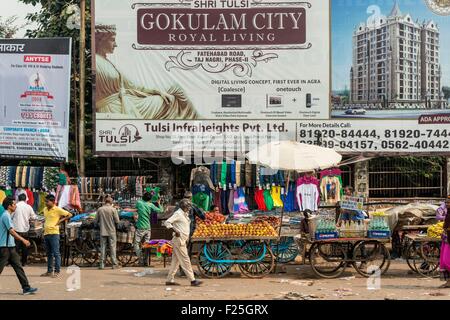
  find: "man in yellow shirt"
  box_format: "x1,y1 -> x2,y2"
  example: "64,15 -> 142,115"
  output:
41,194 -> 72,278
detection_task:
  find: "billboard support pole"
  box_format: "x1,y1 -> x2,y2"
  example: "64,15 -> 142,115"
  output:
79,0 -> 86,177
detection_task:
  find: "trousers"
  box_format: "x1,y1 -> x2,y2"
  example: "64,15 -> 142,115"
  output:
16,232 -> 30,266
134,229 -> 151,262
100,234 -> 118,265
44,234 -> 61,273
0,247 -> 30,290
167,236 -> 195,282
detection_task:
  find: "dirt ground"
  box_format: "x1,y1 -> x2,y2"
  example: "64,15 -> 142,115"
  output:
1,259 -> 450,300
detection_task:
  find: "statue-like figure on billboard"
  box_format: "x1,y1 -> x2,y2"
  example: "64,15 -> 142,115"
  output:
95,24 -> 199,119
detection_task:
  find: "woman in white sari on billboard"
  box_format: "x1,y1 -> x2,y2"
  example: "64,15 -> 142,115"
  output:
95,24 -> 199,119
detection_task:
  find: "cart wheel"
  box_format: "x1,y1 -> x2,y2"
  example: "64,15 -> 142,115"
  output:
69,240 -> 85,267
117,243 -> 139,266
309,242 -> 347,279
238,241 -> 275,278
416,241 -> 440,278
197,242 -> 233,278
81,239 -> 99,266
352,240 -> 390,277
405,242 -> 420,273
271,237 -> 299,263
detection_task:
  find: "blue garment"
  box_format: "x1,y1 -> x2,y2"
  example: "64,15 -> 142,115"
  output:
44,234 -> 61,273
7,166 -> 15,186
230,161 -> 236,186
0,208 -> 15,247
70,213 -> 88,222
192,184 -> 209,195
282,183 -> 296,212
210,162 -> 217,186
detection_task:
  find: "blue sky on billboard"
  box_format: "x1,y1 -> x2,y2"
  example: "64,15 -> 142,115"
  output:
2,0 -> 41,37
332,0 -> 450,91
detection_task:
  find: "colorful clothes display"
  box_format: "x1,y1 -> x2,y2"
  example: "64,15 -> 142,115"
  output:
296,183 -> 319,211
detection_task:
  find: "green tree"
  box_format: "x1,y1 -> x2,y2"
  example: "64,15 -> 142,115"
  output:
0,15 -> 25,38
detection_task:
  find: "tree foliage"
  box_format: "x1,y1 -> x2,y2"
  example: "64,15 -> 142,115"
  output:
0,15 -> 26,38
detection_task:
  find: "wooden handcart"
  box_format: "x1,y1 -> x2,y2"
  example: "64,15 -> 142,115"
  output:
191,236 -> 278,279
296,235 -> 391,278
403,234 -> 441,278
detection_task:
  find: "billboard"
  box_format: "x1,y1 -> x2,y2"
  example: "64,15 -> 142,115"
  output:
93,0 -> 450,156
0,38 -> 72,161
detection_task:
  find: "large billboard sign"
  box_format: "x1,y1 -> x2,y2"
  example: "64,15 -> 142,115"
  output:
0,38 -> 72,161
93,0 -> 450,156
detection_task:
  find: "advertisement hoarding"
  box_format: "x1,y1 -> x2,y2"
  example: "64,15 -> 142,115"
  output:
93,0 -> 450,156
0,38 -> 72,161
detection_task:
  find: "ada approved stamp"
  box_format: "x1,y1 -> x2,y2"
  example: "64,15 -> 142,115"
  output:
424,0 -> 450,15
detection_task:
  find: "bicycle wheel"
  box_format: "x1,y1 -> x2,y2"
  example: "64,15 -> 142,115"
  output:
405,242 -> 420,273
117,243 -> 138,266
352,240 -> 391,277
238,241 -> 275,278
81,240 -> 99,266
69,240 -> 85,267
309,242 -> 347,279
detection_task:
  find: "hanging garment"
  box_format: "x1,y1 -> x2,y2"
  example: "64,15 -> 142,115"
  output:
25,189 -> 34,207
320,168 -> 342,180
56,185 -> 71,209
320,175 -> 342,204
228,188 -> 235,214
254,189 -> 267,211
192,192 -> 210,211
233,190 -> 240,214
210,161 -> 218,186
213,189 -> 222,213
230,160 -> 236,186
263,189 -> 274,211
220,161 -> 227,188
69,185 -> 82,211
235,161 -> 241,187
237,187 -> 249,213
244,161 -> 252,187
271,186 -> 284,207
0,190 -> 6,204
296,183 -> 319,211
190,166 -> 215,191
220,188 -> 229,214
282,183 -> 295,212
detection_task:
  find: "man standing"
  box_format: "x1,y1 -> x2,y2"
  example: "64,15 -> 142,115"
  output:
94,196 -> 120,269
0,197 -> 38,295
12,193 -> 37,266
41,194 -> 72,278
164,199 -> 202,286
127,192 -> 163,266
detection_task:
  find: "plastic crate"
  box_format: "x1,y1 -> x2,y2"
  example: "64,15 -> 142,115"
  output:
315,232 -> 339,240
367,230 -> 390,239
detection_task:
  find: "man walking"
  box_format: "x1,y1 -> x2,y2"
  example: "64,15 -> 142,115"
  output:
0,196 -> 38,295
126,192 -> 163,266
41,194 -> 72,278
12,193 -> 37,266
94,196 -> 120,269
164,199 -> 202,286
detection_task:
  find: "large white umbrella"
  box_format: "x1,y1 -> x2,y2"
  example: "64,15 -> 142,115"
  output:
246,140 -> 342,171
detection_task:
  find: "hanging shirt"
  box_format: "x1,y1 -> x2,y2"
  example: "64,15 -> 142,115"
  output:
320,176 -> 342,204
263,189 -> 274,211
271,186 -> 284,207
12,201 -> 37,233
296,183 -> 319,211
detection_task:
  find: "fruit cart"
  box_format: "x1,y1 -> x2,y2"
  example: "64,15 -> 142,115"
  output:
191,235 -> 278,279
403,234 -> 441,278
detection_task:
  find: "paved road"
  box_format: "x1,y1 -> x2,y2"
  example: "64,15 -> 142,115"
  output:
1,260 -> 449,300
332,109 -> 450,119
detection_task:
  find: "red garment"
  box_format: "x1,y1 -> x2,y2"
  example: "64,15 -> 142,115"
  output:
213,190 -> 222,213
25,189 -> 34,206
319,168 -> 342,179
254,189 -> 267,211
296,176 -> 320,188
69,185 -> 82,211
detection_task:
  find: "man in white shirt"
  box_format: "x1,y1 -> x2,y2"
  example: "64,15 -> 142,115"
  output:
164,199 -> 202,286
12,194 -> 37,266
